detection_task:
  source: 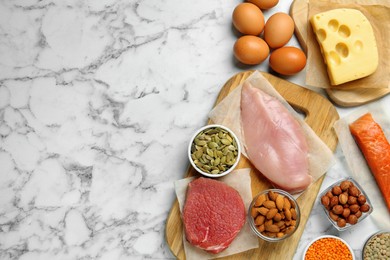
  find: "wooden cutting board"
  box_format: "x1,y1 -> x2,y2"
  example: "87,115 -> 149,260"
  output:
289,0 -> 390,107
165,71 -> 339,259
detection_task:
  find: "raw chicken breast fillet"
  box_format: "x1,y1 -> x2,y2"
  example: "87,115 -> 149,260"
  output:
241,82 -> 311,193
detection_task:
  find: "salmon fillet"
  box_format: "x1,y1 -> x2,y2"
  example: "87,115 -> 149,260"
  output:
349,113 -> 390,212
240,82 -> 311,193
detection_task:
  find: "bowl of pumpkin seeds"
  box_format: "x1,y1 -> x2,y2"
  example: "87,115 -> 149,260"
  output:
188,124 -> 241,177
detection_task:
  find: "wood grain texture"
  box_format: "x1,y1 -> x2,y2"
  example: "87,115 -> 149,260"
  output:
165,71 -> 339,259
289,0 -> 390,107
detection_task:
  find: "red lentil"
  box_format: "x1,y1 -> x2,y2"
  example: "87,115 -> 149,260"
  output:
305,237 -> 353,260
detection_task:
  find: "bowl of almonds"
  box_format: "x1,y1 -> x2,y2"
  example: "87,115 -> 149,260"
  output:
249,189 -> 300,242
188,124 -> 241,178
319,177 -> 373,231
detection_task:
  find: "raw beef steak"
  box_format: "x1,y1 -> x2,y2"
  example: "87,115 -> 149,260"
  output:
183,177 -> 246,254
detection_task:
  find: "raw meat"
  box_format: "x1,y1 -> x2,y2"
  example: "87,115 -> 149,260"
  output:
349,113 -> 390,211
240,81 -> 311,193
182,177 -> 245,254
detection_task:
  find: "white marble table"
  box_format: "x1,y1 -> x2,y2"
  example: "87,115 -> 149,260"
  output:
0,0 -> 389,259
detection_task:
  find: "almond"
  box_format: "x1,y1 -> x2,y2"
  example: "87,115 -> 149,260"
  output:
266,208 -> 278,220
284,208 -> 292,220
255,215 -> 265,225
257,224 -> 265,232
273,213 -> 282,222
276,195 -> 285,211
268,190 -> 278,201
283,197 -> 291,210
255,194 -> 267,207
257,207 -> 269,216
290,208 -> 297,220
263,200 -> 276,209
265,224 -> 280,233
251,207 -> 259,218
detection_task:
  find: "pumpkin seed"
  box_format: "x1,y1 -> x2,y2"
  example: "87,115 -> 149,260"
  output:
190,126 -> 239,175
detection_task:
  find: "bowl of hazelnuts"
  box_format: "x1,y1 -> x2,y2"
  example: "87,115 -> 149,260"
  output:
319,177 -> 373,231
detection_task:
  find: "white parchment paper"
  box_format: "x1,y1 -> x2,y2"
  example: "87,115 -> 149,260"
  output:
174,168 -> 258,260
334,103 -> 390,230
208,71 -> 335,197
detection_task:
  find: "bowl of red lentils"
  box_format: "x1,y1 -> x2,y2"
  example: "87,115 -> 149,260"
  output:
303,235 -> 355,260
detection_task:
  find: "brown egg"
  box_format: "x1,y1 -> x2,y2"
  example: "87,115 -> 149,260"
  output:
264,12 -> 295,49
269,47 -> 306,75
234,35 -> 269,65
232,3 -> 265,35
247,0 -> 279,10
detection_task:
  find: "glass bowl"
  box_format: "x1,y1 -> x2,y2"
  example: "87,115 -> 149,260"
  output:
248,189 -> 300,242
303,235 -> 355,260
188,124 -> 241,178
318,177 -> 373,231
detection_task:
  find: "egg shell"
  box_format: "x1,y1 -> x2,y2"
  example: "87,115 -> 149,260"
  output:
247,0 -> 279,10
232,3 -> 265,35
234,35 -> 270,65
269,47 -> 306,75
264,12 -> 295,49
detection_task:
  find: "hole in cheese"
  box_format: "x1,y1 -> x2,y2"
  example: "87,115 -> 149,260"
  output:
317,29 -> 327,42
328,19 -> 339,31
328,51 -> 341,65
354,40 -> 363,52
335,43 -> 349,58
338,25 -> 351,38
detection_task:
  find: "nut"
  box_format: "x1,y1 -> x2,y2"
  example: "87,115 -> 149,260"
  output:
257,207 -> 269,216
330,196 -> 339,208
342,208 -> 350,218
321,195 -> 330,208
276,195 -> 285,211
347,214 -> 358,224
360,204 -> 370,212
349,204 -> 360,213
355,210 -> 362,219
332,186 -> 342,195
347,196 -> 357,205
348,186 -> 360,197
339,193 -> 348,205
255,194 -> 267,207
332,205 -> 344,215
337,218 -> 347,228
326,190 -> 334,198
266,208 -> 279,220
340,180 -> 352,191
263,200 -> 276,209
251,190 -> 298,239
329,211 -> 339,221
357,195 -> 366,205
255,215 -> 265,225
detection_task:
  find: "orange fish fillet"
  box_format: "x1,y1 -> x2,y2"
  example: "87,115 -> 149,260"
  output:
349,113 -> 390,212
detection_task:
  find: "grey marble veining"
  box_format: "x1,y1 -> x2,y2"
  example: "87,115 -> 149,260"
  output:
1,0 -> 389,259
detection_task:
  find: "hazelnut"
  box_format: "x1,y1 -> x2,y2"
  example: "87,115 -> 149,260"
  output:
348,196 -> 357,205
332,205 -> 344,215
349,204 -> 360,213
332,186 -> 342,195
355,210 -> 362,219
326,190 -> 334,198
330,196 -> 339,208
329,211 -> 339,221
357,195 -> 367,205
347,214 -> 358,225
340,180 -> 352,191
342,208 -> 350,218
321,195 -> 330,208
339,193 -> 348,205
360,204 -> 370,213
348,186 -> 360,197
337,218 -> 347,228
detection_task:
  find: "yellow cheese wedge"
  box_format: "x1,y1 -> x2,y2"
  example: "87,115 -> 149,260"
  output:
310,8 -> 378,85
